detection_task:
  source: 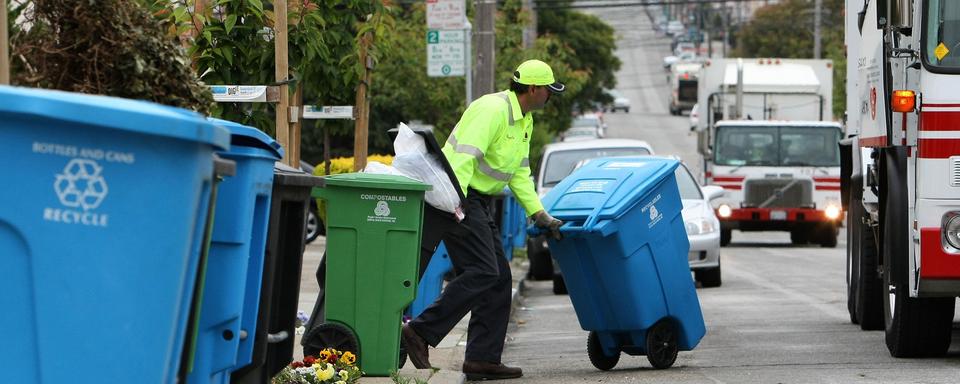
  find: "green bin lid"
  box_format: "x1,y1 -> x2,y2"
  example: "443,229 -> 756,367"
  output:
323,173 -> 431,191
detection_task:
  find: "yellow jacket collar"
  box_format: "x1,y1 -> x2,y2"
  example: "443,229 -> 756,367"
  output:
505,91 -> 526,122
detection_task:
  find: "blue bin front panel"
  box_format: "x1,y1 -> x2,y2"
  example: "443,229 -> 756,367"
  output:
0,120 -> 219,383
188,146 -> 278,384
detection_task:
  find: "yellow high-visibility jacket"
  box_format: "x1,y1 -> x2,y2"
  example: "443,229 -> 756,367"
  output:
442,90 -> 543,217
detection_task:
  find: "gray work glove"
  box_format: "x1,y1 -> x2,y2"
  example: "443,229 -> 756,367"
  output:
533,210 -> 563,240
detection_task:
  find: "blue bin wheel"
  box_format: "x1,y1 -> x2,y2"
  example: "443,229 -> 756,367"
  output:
587,331 -> 619,371
645,320 -> 678,369
302,322 -> 360,359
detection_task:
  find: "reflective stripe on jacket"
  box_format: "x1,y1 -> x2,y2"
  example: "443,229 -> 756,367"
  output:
442,90 -> 544,216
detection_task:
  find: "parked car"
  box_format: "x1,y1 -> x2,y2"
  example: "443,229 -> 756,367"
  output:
666,20 -> 685,36
300,160 -> 325,244
560,126 -> 602,142
570,113 -> 606,137
689,103 -> 699,131
662,51 -> 697,70
527,139 -> 655,290
675,160 -> 724,287
608,91 -> 631,113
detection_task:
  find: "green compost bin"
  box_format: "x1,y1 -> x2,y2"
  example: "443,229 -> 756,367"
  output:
313,173 -> 430,376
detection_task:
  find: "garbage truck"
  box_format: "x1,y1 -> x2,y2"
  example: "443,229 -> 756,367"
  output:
669,61 -> 701,115
840,0 -> 960,358
694,57 -> 842,247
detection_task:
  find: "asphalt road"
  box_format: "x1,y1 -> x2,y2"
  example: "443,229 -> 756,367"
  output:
497,5 -> 960,383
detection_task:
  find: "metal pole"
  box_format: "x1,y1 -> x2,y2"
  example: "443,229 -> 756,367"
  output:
736,58 -> 744,119
465,21 -> 473,107
473,0 -> 495,100
1,0 -> 9,85
814,0 -> 822,59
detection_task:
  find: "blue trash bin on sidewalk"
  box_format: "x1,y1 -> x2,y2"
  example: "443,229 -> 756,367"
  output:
186,119 -> 283,384
538,156 -> 705,371
0,86 -> 230,383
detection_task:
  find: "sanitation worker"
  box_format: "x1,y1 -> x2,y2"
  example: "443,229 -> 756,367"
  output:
401,59 -> 565,380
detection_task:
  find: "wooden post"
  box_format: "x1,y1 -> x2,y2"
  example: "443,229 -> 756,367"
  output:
353,31 -> 372,172
291,84 -> 303,166
1,0 -> 9,85
275,0 -> 291,166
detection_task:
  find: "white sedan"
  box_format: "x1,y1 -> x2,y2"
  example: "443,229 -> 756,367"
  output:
675,161 -> 724,287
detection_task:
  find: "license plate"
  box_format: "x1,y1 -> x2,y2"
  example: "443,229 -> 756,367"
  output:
770,210 -> 787,220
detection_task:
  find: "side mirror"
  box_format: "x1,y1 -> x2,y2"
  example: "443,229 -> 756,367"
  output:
701,185 -> 725,201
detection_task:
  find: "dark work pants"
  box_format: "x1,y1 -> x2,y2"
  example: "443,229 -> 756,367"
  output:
409,189 -> 513,364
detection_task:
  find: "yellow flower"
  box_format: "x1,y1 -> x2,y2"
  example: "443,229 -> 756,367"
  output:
315,363 -> 335,381
338,369 -> 349,379
319,350 -> 332,361
335,381 -> 346,384
340,351 -> 357,365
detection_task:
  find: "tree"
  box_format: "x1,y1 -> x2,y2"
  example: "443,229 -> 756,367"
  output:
10,0 -> 212,113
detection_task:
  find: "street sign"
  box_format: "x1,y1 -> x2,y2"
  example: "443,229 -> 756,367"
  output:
209,85 -> 277,102
303,105 -> 355,120
426,0 -> 466,30
427,29 -> 466,77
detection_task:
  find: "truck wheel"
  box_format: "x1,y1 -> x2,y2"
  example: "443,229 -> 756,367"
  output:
695,260 -> 722,288
587,331 -> 619,371
819,225 -> 838,248
526,235 -> 553,281
790,229 -> 808,245
881,147 -> 954,357
852,202 -> 883,330
720,229 -> 731,246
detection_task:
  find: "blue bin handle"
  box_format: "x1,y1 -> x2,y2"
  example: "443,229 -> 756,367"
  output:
580,173 -> 634,231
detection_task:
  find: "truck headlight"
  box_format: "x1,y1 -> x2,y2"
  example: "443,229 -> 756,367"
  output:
825,204 -> 841,220
717,204 -> 732,218
943,214 -> 960,250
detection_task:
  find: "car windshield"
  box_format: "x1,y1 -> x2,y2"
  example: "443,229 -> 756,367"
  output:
713,126 -> 841,167
675,165 -> 703,200
542,147 -> 651,187
925,0 -> 960,68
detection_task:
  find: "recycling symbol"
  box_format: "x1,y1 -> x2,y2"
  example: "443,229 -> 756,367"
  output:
54,159 -> 109,211
649,205 -> 659,221
374,201 -> 391,217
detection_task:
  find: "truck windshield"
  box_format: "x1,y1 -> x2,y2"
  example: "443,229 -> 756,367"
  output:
714,126 -> 841,167
925,0 -> 960,68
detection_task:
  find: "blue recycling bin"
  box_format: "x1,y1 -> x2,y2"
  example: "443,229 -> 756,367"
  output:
186,119 -> 283,384
409,241 -> 453,318
539,156 -> 705,370
0,86 -> 230,383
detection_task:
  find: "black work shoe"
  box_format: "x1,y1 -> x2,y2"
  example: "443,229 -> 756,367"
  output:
462,360 -> 523,381
401,324 -> 431,369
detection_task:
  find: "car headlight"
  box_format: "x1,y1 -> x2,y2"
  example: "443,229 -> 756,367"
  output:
943,214 -> 960,250
685,218 -> 718,235
717,204 -> 732,218
825,204 -> 842,220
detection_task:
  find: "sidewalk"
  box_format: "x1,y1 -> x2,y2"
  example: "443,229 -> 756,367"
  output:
295,238 -> 527,384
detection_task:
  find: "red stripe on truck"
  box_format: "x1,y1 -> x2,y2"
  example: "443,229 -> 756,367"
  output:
920,228 -> 960,279
918,138 -> 960,159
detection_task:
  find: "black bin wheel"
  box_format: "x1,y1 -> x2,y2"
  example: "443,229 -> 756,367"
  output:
587,331 -> 619,371
645,320 -> 678,369
302,322 -> 360,360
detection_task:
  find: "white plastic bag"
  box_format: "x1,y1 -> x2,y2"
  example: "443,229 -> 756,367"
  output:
392,123 -> 464,219
362,161 -> 405,176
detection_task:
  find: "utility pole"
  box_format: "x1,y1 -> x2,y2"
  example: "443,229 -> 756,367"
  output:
1,0 -> 9,85
275,0 -> 292,166
473,0 -> 496,100
353,31 -> 373,172
522,0 -> 536,49
813,0 -> 822,59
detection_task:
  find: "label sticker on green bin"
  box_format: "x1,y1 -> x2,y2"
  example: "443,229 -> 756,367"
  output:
362,193 -> 407,223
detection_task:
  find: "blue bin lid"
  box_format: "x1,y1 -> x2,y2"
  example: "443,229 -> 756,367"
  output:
0,86 -> 229,150
541,156 -> 679,228
209,118 -> 284,159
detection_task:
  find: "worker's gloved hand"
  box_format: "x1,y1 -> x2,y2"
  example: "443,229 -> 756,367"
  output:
533,210 -> 563,240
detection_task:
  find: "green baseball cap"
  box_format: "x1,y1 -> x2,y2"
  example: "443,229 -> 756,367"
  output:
512,60 -> 565,93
